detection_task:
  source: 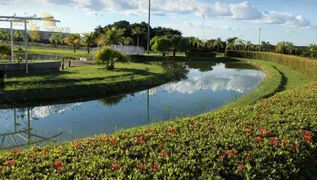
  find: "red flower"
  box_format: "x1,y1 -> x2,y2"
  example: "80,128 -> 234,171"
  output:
161,150 -> 168,158
138,163 -> 145,170
5,159 -> 15,166
304,135 -> 312,142
72,141 -> 80,149
88,140 -> 96,145
152,163 -> 159,172
210,124 -> 215,129
257,114 -> 263,119
108,138 -> 117,145
291,144 -> 296,151
239,164 -> 245,171
262,130 -> 272,137
302,130 -> 310,137
54,161 -> 62,171
56,146 -> 63,151
110,164 -> 121,170
137,136 -> 146,145
159,142 -> 164,148
269,137 -> 280,146
148,128 -> 153,133
225,150 -> 231,158
41,149 -> 49,155
247,151 -> 253,157
167,128 -> 177,134
245,129 -> 253,136
29,151 -> 36,158
253,137 -> 262,144
232,150 -> 238,157
12,148 -> 21,155
282,141 -> 289,147
100,137 -> 106,142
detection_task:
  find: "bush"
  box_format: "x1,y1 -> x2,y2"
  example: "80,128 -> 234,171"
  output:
0,44 -> 11,60
95,47 -> 130,69
227,51 -> 317,79
185,51 -> 216,57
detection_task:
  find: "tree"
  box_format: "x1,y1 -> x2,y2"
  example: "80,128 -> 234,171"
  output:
98,27 -> 125,45
286,42 -> 294,55
213,38 -> 223,53
49,33 -> 63,49
14,30 -> 23,41
0,30 -> 9,41
151,36 -> 172,55
82,32 -> 95,53
235,39 -> 245,50
226,42 -> 235,50
227,37 -> 238,44
276,41 -> 286,54
122,37 -> 134,45
29,31 -> 41,42
193,38 -> 203,49
64,34 -> 81,53
245,41 -> 252,51
132,27 -> 145,47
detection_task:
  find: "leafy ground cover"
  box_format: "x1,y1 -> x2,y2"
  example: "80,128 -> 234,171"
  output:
0,82 -> 316,179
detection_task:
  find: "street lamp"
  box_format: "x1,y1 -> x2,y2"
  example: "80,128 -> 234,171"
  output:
202,15 -> 205,41
147,0 -> 151,55
258,28 -> 263,52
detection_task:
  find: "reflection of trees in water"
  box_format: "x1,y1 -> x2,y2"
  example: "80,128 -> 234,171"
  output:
99,95 -> 127,107
185,62 -> 216,72
0,107 -> 62,150
161,62 -> 189,81
225,62 -> 259,71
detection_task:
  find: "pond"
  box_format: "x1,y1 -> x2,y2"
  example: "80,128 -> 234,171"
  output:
0,62 -> 265,149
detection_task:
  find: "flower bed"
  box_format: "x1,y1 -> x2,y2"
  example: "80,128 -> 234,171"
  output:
0,81 -> 316,179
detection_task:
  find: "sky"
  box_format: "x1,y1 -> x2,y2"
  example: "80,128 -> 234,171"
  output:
0,0 -> 317,46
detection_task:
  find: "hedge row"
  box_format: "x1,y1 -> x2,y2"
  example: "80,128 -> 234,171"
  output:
1,82 -> 316,179
227,51 -> 317,79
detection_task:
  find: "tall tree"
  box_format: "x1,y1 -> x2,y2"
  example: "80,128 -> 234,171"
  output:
82,32 -> 95,53
213,38 -> 224,53
245,41 -> 252,51
226,42 -> 235,50
122,37 -> 134,45
49,33 -> 63,49
64,34 -> 81,53
98,27 -> 125,45
276,41 -> 286,54
286,42 -> 294,55
132,27 -> 145,47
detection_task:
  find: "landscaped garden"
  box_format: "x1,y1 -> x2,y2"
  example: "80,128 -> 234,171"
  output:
0,49 -> 316,179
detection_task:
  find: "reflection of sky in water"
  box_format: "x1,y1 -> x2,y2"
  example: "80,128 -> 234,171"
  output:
0,63 -> 265,148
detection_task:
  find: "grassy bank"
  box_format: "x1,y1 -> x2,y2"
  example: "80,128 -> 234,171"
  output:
0,63 -> 173,107
221,58 -> 311,109
26,47 -> 92,59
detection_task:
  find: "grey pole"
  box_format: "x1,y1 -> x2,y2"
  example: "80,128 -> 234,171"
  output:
147,0 -> 151,55
258,28 -> 263,52
24,20 -> 28,74
10,21 -> 14,63
203,15 -> 205,41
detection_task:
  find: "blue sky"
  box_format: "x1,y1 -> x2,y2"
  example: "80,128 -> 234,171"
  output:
1,0 -> 317,46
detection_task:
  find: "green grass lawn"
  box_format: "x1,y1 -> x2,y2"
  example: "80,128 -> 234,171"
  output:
5,63 -> 164,91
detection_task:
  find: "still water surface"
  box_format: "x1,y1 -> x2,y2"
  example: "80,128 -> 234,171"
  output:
0,62 -> 265,149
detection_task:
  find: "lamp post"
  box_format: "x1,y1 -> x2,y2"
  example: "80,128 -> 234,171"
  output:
202,15 -> 205,41
258,28 -> 263,52
147,0 -> 151,55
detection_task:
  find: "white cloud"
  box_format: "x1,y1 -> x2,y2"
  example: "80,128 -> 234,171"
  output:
0,0 -> 16,5
31,0 -> 315,29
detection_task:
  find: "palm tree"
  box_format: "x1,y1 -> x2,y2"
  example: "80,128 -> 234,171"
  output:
0,30 -> 9,41
82,32 -> 95,53
98,27 -> 125,45
122,37 -> 134,45
226,42 -> 235,50
245,41 -> 252,51
193,38 -> 203,49
132,27 -> 145,47
286,42 -> 294,55
64,34 -> 81,53
276,41 -> 286,54
49,33 -> 63,49
236,39 -> 245,50
213,38 -> 223,53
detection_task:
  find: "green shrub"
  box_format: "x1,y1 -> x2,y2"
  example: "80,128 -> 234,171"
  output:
185,51 -> 216,57
0,44 -> 11,60
227,51 -> 317,79
95,47 -> 130,69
